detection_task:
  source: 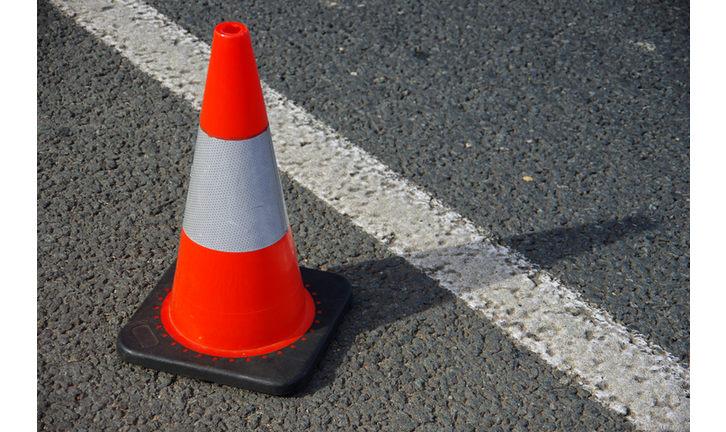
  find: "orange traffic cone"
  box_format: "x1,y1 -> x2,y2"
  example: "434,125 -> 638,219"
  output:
117,22 -> 351,395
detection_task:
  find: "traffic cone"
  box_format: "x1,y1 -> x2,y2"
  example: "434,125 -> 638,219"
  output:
116,22 -> 352,395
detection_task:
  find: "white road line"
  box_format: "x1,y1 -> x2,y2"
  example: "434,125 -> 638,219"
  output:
49,0 -> 690,430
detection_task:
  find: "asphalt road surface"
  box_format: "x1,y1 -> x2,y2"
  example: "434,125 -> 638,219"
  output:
37,0 -> 689,430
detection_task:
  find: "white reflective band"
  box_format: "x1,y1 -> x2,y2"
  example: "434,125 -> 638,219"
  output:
182,127 -> 289,252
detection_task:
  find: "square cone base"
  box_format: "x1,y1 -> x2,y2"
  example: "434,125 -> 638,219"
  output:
116,261 -> 352,395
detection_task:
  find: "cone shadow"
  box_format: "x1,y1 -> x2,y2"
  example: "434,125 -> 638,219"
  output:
500,213 -> 657,268
294,213 -> 658,395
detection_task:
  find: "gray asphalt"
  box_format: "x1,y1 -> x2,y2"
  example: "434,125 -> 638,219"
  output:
37,0 -> 688,430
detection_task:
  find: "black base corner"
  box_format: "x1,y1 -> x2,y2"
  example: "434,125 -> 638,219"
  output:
116,261 -> 352,395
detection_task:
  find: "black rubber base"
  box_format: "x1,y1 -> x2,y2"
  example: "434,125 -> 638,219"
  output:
116,262 -> 352,395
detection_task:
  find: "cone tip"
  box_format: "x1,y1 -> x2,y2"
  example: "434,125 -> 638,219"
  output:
215,22 -> 249,39
201,21 -> 269,140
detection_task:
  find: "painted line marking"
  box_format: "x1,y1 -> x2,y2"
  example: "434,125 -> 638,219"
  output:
49,0 -> 689,430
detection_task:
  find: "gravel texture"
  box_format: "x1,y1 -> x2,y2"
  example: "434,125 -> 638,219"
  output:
38,0 -> 686,430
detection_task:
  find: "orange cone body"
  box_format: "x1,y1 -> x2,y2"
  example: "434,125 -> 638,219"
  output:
161,22 -> 314,357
